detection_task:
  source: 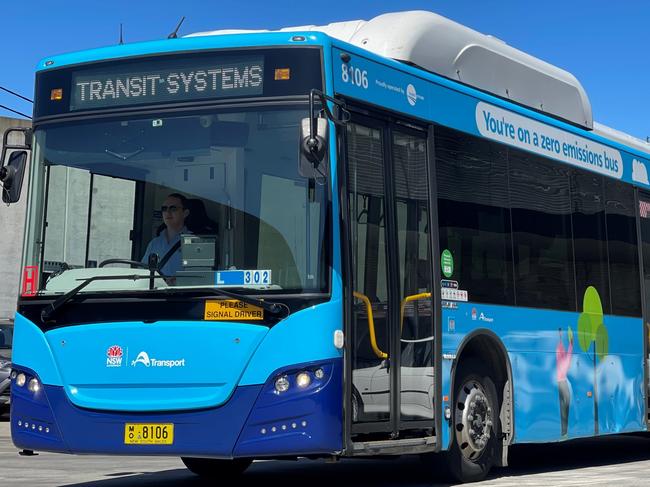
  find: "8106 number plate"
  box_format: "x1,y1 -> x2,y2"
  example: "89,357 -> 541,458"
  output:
124,423 -> 174,445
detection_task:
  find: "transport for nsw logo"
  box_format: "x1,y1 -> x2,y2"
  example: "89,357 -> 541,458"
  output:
132,351 -> 151,367
131,350 -> 186,368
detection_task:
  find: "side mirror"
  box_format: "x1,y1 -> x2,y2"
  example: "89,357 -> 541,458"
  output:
299,117 -> 328,178
299,89 -> 350,179
1,150 -> 28,204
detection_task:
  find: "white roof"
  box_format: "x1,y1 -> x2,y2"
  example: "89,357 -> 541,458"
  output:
188,11 -> 641,136
593,122 -> 650,155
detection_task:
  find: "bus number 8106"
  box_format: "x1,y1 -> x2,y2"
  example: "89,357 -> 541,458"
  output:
341,64 -> 369,89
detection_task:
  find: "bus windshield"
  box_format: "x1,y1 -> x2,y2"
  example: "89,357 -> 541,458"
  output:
24,106 -> 329,296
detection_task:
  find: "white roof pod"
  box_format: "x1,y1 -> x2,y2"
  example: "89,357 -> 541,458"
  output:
593,122 -> 650,155
190,11 -> 594,129
341,11 -> 593,129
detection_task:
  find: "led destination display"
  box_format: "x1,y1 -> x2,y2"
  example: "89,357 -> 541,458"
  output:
71,57 -> 264,110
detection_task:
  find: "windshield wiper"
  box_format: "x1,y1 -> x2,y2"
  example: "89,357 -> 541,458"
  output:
40,275 -> 290,323
159,287 -> 290,318
40,274 -> 166,323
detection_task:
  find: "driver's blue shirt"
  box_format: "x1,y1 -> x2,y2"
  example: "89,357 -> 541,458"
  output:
142,227 -> 189,276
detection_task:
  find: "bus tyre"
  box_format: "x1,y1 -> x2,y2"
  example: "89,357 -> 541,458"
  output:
441,360 -> 501,483
181,457 -> 252,478
351,387 -> 363,423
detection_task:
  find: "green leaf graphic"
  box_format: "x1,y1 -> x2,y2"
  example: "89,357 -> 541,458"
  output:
595,323 -> 609,362
583,286 -> 604,316
577,313 -> 593,353
577,286 -> 607,362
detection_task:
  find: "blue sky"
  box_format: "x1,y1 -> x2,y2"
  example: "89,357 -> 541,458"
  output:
2,1 -> 649,140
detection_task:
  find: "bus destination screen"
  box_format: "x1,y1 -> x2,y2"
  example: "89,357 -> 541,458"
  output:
71,57 -> 264,110
34,48 -> 323,119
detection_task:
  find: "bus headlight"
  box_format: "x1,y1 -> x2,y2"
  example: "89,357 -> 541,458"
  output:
16,373 -> 26,387
274,375 -> 290,393
28,378 -> 41,393
296,372 -> 311,388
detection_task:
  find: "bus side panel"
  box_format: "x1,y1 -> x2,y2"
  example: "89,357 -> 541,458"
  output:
440,354 -> 453,449
331,45 -> 650,193
443,303 -> 644,444
593,322 -> 645,434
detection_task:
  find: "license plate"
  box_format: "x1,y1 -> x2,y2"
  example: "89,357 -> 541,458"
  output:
124,423 -> 174,445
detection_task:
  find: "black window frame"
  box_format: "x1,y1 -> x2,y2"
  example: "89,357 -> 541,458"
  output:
435,124 -> 642,317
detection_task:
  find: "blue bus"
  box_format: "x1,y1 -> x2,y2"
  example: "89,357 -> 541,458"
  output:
3,10 -> 650,483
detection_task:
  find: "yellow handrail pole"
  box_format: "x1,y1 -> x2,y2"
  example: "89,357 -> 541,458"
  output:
400,292 -> 432,332
352,291 -> 388,359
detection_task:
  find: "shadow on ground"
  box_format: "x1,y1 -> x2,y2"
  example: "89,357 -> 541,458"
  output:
59,433 -> 650,487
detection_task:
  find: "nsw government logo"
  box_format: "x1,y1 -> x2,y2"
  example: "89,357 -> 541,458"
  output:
106,345 -> 124,367
131,350 -> 186,368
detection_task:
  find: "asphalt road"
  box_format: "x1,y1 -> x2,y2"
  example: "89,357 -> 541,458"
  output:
2,416 -> 650,486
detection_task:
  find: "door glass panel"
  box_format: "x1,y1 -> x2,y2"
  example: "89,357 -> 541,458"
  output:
392,131 -> 434,422
347,122 -> 390,423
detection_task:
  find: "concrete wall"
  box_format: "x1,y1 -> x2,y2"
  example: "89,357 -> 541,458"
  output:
0,116 -> 32,319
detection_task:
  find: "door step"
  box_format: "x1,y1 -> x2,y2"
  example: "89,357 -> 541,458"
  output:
351,436 -> 436,456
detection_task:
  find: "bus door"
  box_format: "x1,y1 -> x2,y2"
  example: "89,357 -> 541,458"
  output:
344,111 -> 437,442
637,191 -> 650,423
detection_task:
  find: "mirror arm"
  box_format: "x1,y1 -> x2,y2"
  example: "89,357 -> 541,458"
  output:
308,89 -> 350,133
306,89 -> 350,166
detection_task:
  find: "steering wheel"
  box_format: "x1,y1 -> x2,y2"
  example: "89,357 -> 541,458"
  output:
98,259 -> 149,269
97,258 -> 171,282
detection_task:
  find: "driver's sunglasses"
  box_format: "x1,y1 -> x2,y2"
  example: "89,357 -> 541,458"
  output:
161,205 -> 182,213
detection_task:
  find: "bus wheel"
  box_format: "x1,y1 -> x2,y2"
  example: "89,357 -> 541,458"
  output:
181,457 -> 252,478
351,387 -> 363,423
447,360 -> 500,483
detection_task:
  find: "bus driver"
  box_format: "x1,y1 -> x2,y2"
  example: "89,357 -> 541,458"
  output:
142,193 -> 191,276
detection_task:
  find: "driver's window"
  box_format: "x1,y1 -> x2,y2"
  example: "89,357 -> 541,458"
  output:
87,175 -> 136,267
43,165 -> 136,270
43,165 -> 90,267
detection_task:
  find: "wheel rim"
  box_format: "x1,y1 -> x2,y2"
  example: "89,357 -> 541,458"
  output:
454,379 -> 493,461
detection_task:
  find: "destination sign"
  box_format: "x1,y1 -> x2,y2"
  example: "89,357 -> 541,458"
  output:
71,56 -> 264,110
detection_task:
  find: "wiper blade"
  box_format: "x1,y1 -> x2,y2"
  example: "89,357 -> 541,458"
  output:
160,287 -> 290,317
41,276 -> 290,323
41,274 -> 166,323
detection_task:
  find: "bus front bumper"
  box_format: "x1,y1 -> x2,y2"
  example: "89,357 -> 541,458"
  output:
10,359 -> 342,458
